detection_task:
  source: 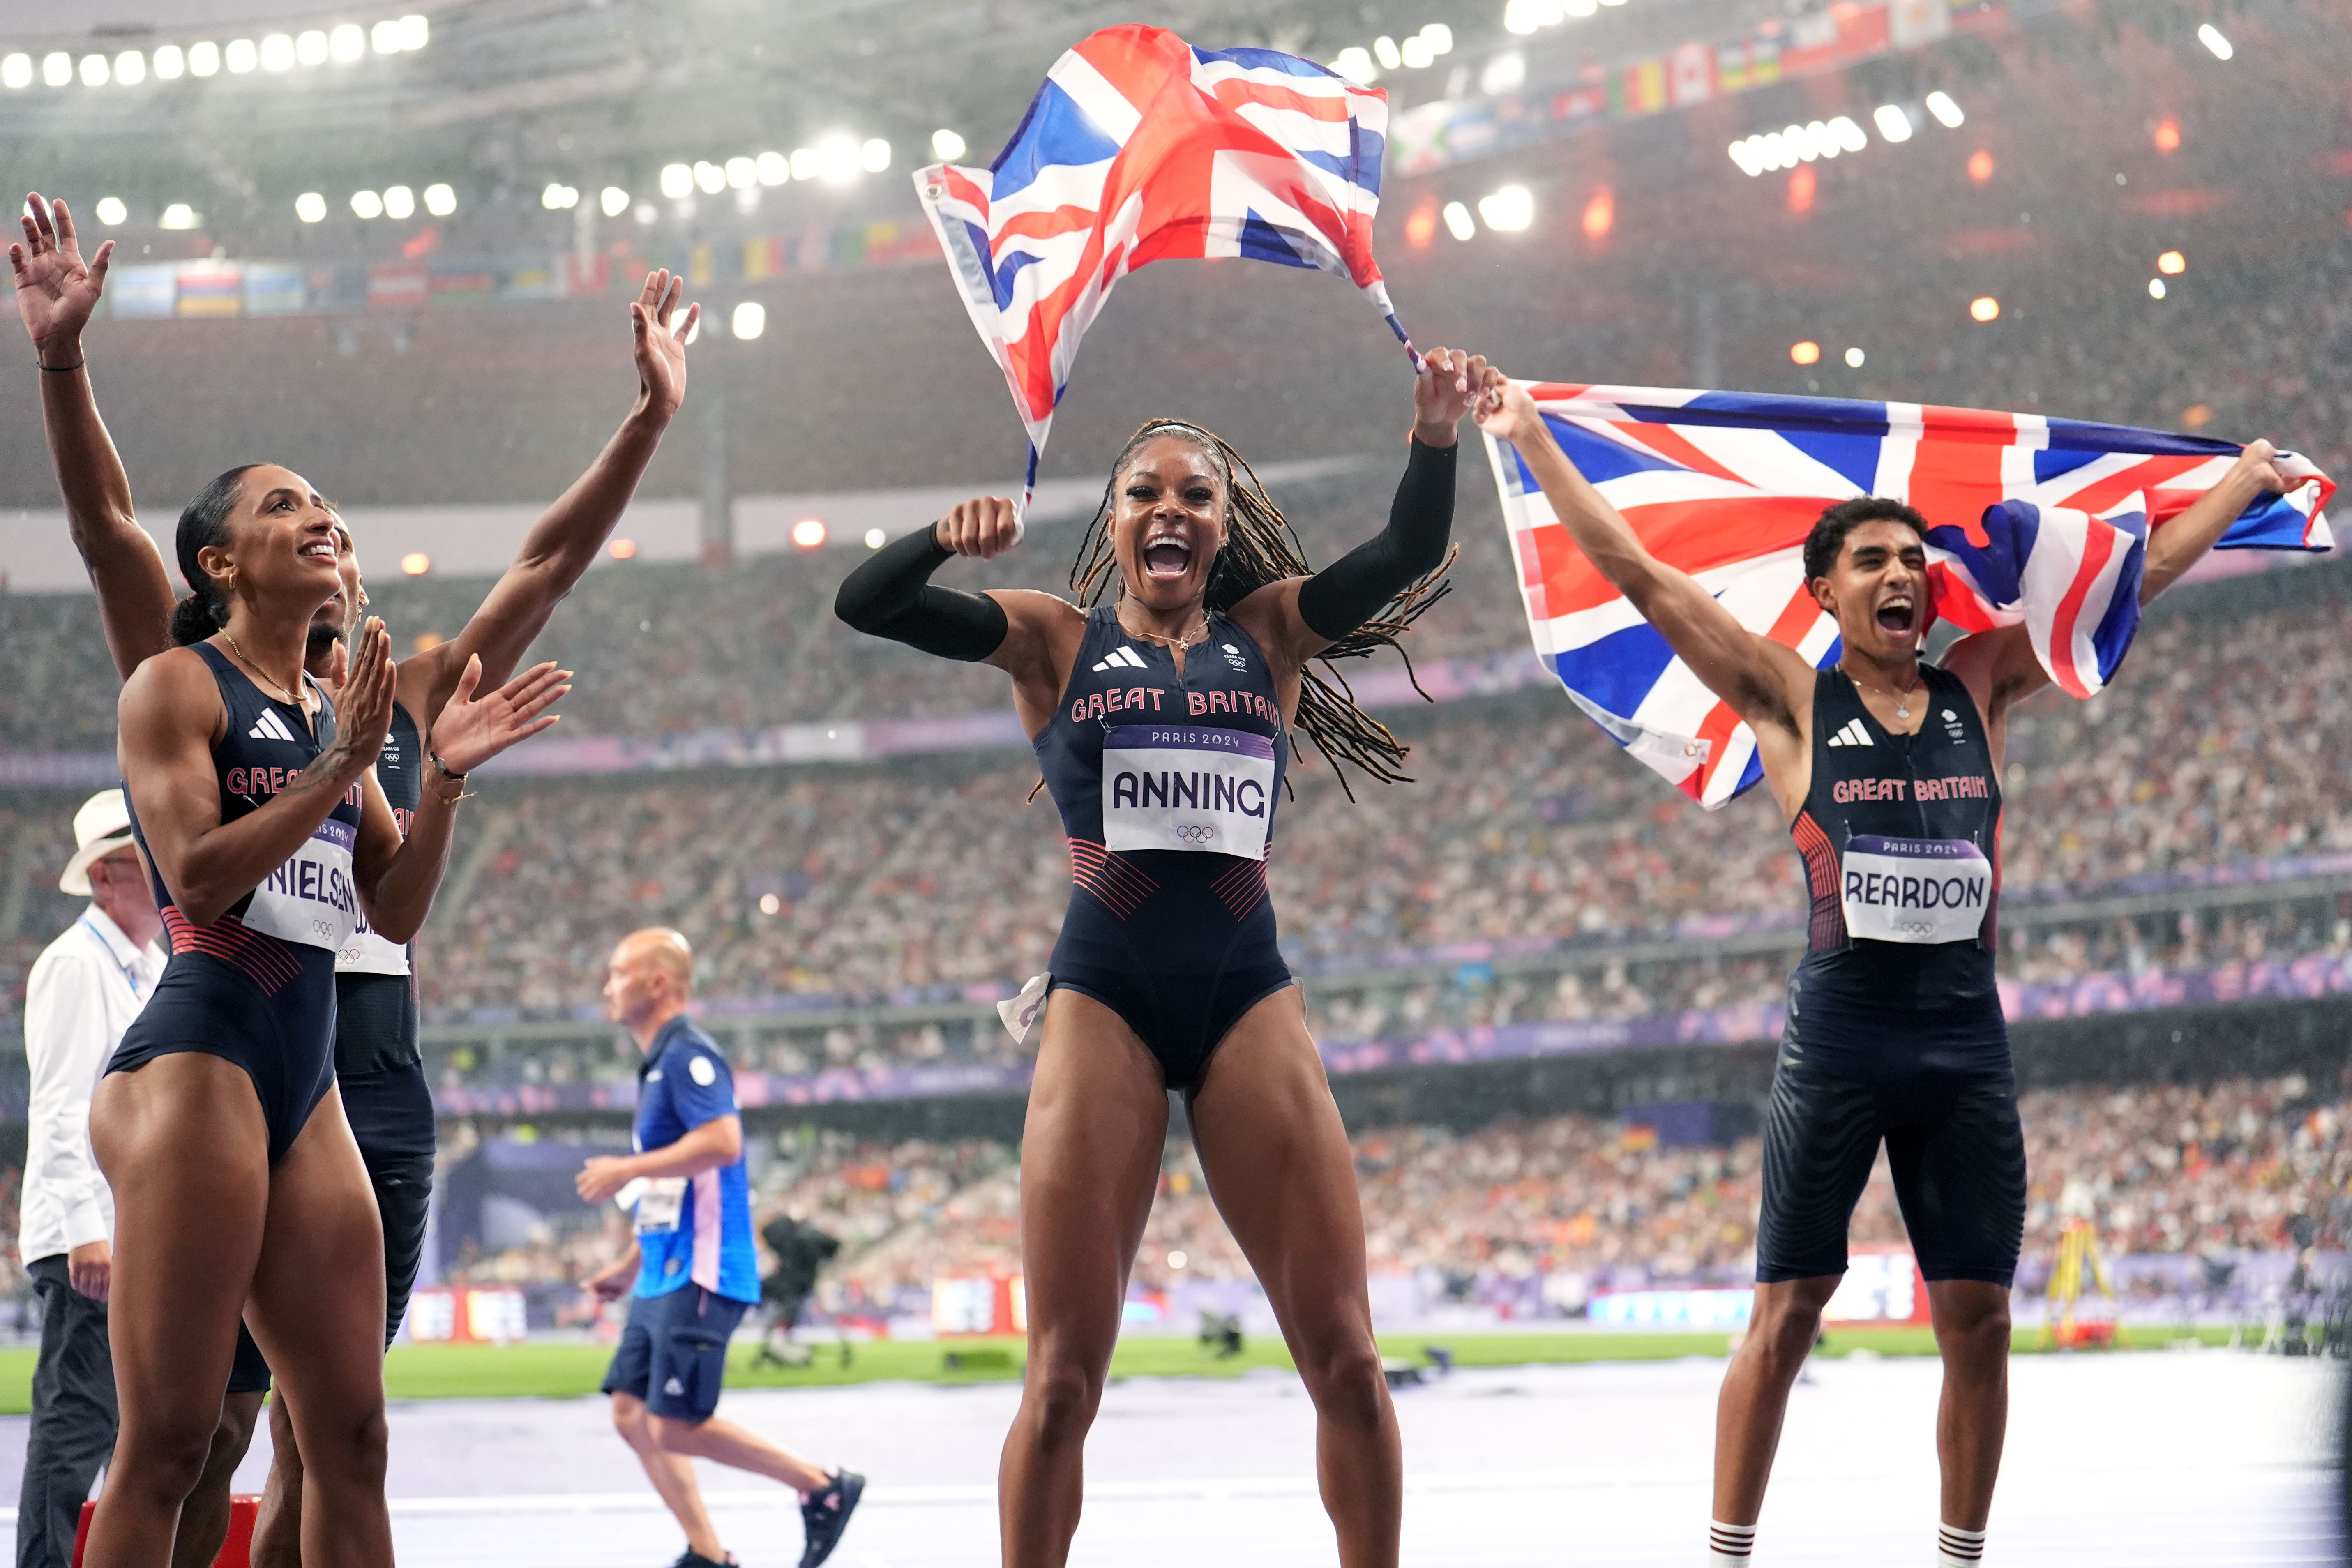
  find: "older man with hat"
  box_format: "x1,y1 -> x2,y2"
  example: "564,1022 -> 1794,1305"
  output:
16,789 -> 164,1568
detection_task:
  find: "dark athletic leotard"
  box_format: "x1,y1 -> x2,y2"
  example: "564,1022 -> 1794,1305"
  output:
1757,664 -> 2026,1287
113,643 -> 357,1166
1036,605 -> 1293,1090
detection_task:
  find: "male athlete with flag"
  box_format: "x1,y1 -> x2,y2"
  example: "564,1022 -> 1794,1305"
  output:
1476,380 -> 2314,1568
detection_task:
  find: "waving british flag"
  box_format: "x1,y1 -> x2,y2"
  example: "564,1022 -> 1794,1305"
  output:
914,25 -> 1411,507
1483,385 -> 2336,809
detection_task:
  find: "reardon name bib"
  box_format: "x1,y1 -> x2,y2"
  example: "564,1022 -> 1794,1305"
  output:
243,818 -> 361,951
1102,725 -> 1275,860
1840,835 -> 1990,945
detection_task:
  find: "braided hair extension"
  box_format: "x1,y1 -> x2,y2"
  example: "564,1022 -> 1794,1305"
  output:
1069,419 -> 1455,799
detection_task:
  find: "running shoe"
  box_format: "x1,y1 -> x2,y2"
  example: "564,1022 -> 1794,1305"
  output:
666,1552 -> 732,1568
798,1469 -> 865,1568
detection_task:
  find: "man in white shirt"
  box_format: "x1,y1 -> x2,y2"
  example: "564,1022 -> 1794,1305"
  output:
17,790 -> 163,1568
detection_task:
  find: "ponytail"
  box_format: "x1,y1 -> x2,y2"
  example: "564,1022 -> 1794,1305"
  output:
171,465 -> 262,646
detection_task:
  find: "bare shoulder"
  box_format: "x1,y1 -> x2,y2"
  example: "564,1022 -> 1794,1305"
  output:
117,646 -> 224,745
1746,636 -> 1819,736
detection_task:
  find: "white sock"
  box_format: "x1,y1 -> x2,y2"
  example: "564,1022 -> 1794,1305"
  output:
1938,1523 -> 1987,1564
1709,1520 -> 1757,1562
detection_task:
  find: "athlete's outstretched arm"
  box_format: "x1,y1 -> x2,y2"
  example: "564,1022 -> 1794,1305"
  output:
12,194 -> 175,678
396,271 -> 699,722
1478,381 -> 1815,730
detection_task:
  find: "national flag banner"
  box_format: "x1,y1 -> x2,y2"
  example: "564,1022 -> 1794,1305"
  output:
913,24 -> 1410,510
1483,384 -> 2336,809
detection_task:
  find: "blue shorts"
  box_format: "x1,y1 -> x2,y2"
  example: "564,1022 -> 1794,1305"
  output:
601,1286 -> 750,1423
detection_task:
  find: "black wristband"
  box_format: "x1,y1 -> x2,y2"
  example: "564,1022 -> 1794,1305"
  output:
40,358 -> 85,373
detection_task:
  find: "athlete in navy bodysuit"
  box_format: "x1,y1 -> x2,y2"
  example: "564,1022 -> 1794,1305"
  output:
1479,379 -> 2298,1568
15,191 -> 696,1567
838,349 -> 1506,1568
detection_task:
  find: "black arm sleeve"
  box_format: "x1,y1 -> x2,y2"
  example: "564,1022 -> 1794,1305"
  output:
832,524 -> 1010,662
1296,437 -> 1457,643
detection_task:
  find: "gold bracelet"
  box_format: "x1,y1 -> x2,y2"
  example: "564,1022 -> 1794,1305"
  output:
426,750 -> 475,803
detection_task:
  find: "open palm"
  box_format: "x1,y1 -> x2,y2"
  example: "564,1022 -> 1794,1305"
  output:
10,194 -> 111,358
631,268 -> 699,422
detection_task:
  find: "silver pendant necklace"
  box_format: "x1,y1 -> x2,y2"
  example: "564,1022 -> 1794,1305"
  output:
1846,663 -> 1919,721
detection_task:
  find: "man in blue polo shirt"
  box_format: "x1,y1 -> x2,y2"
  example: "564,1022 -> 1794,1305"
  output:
578,927 -> 863,1568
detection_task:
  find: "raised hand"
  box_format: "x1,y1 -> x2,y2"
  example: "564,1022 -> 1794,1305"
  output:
1472,378 -> 1548,448
325,617 -> 398,782
1411,346 -> 1501,447
631,268 -> 699,424
10,193 -> 112,365
2232,438 -> 2292,496
935,496 -> 1022,560
428,656 -> 567,775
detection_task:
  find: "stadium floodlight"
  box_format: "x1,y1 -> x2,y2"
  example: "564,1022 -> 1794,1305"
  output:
114,51 -> 145,85
1789,341 -> 1820,366
153,45 -> 184,79
864,528 -> 888,549
1728,139 -> 1765,178
1969,295 -> 1999,323
756,151 -> 789,185
791,517 -> 826,548
43,52 -> 73,86
789,147 -> 819,181
540,183 -> 579,210
725,156 -> 756,189
1374,36 -> 1404,70
634,203 -> 655,224
80,55 -> 109,88
609,538 -> 637,559
94,197 -> 127,225
1478,184 -> 1534,232
1565,0 -> 1597,15
1924,90 -> 1964,128
659,163 -> 692,200
2148,278 -> 2167,300
758,892 -> 781,915
1401,34 -> 1434,69
295,191 -> 327,222
1480,51 -> 1527,95
1600,0 -> 1627,6
930,129 -> 966,162
260,34 -> 295,71
384,184 -> 415,219
733,302 -> 767,340
1845,346 -> 1865,368
401,552 -> 430,576
1829,116 -> 1867,152
352,189 -> 385,219
1872,104 -> 1911,143
371,19 -> 401,53
396,15 -> 429,51
2196,23 -> 2232,60
1502,0 -> 1539,35
1422,23 -> 1454,53
1441,200 -> 1475,241
1782,125 -> 1814,163
225,39 -> 258,72
861,138 -> 891,173
1332,46 -> 1376,82
1,54 -> 29,90
817,134 -> 862,183
600,185 -> 630,217
296,31 -> 329,67
331,25 -> 365,62
189,42 -> 221,76
1806,121 -> 1841,159
693,161 -> 725,194
159,203 -> 199,229
423,182 -> 456,216
2157,250 -> 2185,275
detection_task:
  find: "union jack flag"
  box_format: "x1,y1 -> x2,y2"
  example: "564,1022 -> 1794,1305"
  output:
1482,385 -> 2336,808
914,25 -> 1411,509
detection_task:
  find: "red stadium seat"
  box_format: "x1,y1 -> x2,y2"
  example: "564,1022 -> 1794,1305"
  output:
72,1497 -> 258,1568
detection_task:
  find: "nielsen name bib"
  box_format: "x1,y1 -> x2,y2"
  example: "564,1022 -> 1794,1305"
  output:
243,818 -> 362,952
1102,725 -> 1275,860
1840,835 -> 1990,945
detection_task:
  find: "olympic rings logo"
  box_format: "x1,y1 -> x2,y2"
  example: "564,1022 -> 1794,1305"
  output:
1172,824 -> 1218,843
1892,920 -> 1938,937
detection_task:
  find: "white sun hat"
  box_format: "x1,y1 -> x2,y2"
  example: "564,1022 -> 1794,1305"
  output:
58,788 -> 137,897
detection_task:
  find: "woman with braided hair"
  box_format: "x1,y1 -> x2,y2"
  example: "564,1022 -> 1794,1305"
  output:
836,348 -> 1503,1568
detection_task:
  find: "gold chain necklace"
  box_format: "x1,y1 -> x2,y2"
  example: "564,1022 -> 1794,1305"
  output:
219,631 -> 306,709
1844,662 -> 1920,721
1118,608 -> 1209,651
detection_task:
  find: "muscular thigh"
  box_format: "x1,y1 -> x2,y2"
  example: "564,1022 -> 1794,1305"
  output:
1755,1056 -> 1886,1283
1884,1070 -> 2026,1286
244,1088 -> 387,1412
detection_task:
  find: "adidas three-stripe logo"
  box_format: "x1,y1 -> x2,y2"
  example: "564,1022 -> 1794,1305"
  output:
1091,646 -> 1148,673
1824,717 -> 1872,748
247,709 -> 299,742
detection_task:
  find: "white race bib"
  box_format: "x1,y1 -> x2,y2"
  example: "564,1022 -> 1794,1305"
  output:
1840,835 -> 1991,945
1102,725 -> 1275,860
338,913 -> 411,976
632,1176 -> 687,1235
240,818 -> 361,952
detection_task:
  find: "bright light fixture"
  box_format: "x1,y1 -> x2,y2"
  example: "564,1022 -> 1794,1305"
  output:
261,34 -> 295,71
1924,90 -> 1964,128
817,134 -> 861,183
1729,139 -> 1765,177
1790,341 -> 1821,366
758,892 -> 781,915
725,156 -> 756,189
2196,23 -> 2232,60
225,39 -> 258,72
352,189 -> 385,219
1478,184 -> 1534,231
295,191 -> 327,222
1374,36 -> 1403,70
80,55 -> 109,87
659,163 -> 692,200
1565,0 -> 1597,14
1441,200 -> 1475,241
383,184 -> 415,219
189,41 -> 221,76
756,151 -> 789,185
423,183 -> 456,216
2148,278 -> 2167,300
2157,250 -> 2185,275
1844,346 -> 1865,368
2,54 -> 30,90
733,301 -> 766,340
42,52 -> 71,86
401,552 -> 431,576
330,24 -> 365,62
1829,116 -> 1867,152
861,138 -> 891,172
1503,0 -> 1540,34
600,185 -> 630,217
1872,104 -> 1912,143
94,197 -> 127,225
372,19 -> 401,53
791,517 -> 826,548
693,161 -> 724,194
159,203 -> 198,229
1969,296 -> 2000,323
864,528 -> 888,549
930,128 -> 966,161
153,44 -> 184,79
1402,34 -> 1434,69
1422,23 -> 1454,54
634,203 -> 655,224
114,51 -> 145,85
540,183 -> 579,211
396,14 -> 429,51
295,30 -> 329,66
609,538 -> 637,559
1332,45 -> 1376,82
1480,50 -> 1527,95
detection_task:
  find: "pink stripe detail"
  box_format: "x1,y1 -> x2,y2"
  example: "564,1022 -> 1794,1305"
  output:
690,1169 -> 723,1293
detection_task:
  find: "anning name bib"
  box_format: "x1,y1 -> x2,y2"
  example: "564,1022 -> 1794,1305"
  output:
1102,725 -> 1275,860
1840,835 -> 1990,945
242,818 -> 361,952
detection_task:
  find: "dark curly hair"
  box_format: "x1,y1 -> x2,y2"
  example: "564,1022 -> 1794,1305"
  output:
1802,496 -> 1929,586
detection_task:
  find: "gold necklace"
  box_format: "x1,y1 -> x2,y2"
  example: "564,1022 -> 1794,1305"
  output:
1119,607 -> 1209,650
1845,662 -> 1920,721
220,631 -> 306,708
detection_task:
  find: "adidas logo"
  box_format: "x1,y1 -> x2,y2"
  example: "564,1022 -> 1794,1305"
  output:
664,1376 -> 685,1396
247,709 -> 299,743
1091,645 -> 1148,673
1824,717 -> 1873,748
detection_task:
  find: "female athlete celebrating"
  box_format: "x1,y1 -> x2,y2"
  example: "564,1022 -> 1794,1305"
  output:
89,486 -> 563,1561
837,349 -> 1503,1568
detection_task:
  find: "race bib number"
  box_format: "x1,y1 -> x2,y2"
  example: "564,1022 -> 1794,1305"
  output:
240,819 -> 361,952
1841,835 -> 1991,945
1102,725 -> 1274,860
338,910 -> 410,976
633,1176 -> 687,1235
